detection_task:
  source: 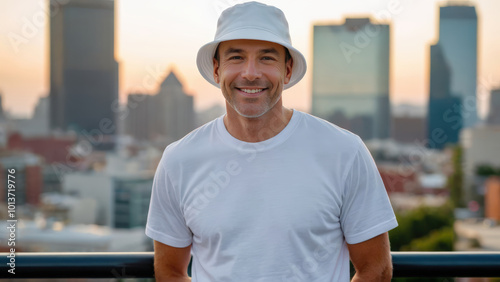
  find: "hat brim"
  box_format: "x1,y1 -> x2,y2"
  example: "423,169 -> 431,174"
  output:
196,28 -> 307,90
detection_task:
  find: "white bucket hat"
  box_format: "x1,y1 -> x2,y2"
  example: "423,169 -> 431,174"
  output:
196,1 -> 307,90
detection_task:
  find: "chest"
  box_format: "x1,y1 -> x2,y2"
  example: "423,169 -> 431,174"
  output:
180,152 -> 344,246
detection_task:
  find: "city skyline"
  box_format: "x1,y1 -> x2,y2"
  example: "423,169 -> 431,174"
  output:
2,1 -> 500,263
1,0 -> 500,118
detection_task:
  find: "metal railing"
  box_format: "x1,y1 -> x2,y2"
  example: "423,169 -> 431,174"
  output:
1,252 -> 499,279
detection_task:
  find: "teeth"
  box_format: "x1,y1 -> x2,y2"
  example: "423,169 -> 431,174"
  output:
240,88 -> 264,94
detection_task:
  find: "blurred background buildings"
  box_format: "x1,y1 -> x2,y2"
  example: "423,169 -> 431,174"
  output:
1,0 -> 500,263
437,5 -> 478,129
49,0 -> 119,138
125,71 -> 195,144
312,18 -> 391,140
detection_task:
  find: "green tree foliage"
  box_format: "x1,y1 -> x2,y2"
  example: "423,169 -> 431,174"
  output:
390,204 -> 454,252
390,205 -> 455,282
447,145 -> 464,208
476,164 -> 500,177
403,227 -> 454,251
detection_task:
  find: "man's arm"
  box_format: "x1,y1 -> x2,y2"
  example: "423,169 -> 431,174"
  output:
154,240 -> 192,281
346,232 -> 393,282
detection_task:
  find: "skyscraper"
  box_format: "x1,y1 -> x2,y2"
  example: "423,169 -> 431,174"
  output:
438,4 -> 478,128
125,93 -> 156,141
125,71 -> 195,144
155,71 -> 195,143
0,92 -> 5,121
427,44 -> 462,149
487,88 -> 500,125
312,18 -> 390,140
49,0 -> 118,135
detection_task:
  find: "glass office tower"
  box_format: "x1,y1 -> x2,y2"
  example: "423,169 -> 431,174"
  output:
427,44 -> 462,149
438,4 -> 478,128
50,0 -> 119,135
312,18 -> 390,140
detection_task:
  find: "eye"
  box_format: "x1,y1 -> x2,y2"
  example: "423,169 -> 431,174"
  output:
229,56 -> 243,60
262,56 -> 276,61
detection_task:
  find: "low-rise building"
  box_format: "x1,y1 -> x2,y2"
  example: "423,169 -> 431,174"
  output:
0,220 -> 149,252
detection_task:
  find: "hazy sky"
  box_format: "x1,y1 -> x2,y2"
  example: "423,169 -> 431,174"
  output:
1,0 -> 499,118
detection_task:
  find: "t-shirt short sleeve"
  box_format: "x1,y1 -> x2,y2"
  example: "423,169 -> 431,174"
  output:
146,158 -> 193,248
340,138 -> 398,244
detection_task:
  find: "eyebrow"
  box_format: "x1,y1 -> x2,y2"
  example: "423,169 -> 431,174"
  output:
223,47 -> 281,57
223,48 -> 244,57
259,48 -> 280,57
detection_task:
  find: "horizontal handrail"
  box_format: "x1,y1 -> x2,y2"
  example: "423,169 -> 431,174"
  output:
0,252 -> 499,278
392,252 -> 500,277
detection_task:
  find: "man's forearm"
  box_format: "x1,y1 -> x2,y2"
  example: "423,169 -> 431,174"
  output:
153,241 -> 192,282
347,233 -> 393,282
351,265 -> 392,282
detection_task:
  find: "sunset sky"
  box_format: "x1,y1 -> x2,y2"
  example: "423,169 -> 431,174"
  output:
1,0 -> 499,118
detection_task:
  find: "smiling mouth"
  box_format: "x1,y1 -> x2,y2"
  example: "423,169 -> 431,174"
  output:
237,88 -> 267,94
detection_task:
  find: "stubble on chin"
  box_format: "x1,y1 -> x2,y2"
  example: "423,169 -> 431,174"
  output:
232,94 -> 281,118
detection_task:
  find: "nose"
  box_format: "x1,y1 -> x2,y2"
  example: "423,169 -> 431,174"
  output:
241,59 -> 261,81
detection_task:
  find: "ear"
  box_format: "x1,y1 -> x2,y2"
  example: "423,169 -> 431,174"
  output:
213,58 -> 220,84
284,57 -> 293,85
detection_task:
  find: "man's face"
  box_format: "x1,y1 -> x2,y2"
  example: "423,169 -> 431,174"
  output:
213,39 -> 293,118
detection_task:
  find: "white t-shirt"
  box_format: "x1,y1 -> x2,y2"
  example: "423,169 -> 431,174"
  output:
146,110 -> 398,281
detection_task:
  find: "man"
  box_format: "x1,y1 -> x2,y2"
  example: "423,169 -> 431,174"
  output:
146,2 -> 398,281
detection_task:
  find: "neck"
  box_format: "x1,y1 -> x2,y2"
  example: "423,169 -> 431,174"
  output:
223,101 -> 293,143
